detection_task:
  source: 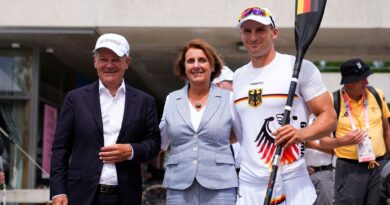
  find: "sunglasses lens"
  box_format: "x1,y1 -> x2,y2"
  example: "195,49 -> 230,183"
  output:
239,8 -> 253,21
238,7 -> 272,24
251,8 -> 265,16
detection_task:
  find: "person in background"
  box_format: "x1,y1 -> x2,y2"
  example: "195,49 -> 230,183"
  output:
233,6 -> 336,205
50,33 -> 161,205
0,135 -> 5,185
213,65 -> 234,91
304,115 -> 334,205
317,58 -> 390,205
159,39 -> 238,205
381,161 -> 390,205
0,172 -> 4,185
213,66 -> 241,172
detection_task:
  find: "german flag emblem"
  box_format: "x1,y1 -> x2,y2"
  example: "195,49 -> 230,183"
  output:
248,88 -> 262,108
297,0 -> 319,15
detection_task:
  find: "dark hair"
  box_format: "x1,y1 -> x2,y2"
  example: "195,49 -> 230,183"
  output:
174,39 -> 223,81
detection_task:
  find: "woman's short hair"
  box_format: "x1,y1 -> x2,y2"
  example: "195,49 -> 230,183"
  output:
174,39 -> 223,81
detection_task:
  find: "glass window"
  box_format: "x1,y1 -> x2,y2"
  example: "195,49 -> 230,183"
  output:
0,49 -> 33,96
0,100 -> 28,189
0,48 -> 32,189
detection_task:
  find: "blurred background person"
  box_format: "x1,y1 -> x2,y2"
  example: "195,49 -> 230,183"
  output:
159,39 -> 238,205
381,161 -> 390,205
0,172 -> 4,185
213,66 -> 241,172
213,65 -> 233,91
0,136 -> 4,185
304,115 -> 334,205
318,58 -> 390,205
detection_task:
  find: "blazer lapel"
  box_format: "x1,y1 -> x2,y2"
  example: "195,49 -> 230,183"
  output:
84,81 -> 103,136
197,85 -> 221,131
117,83 -> 137,142
175,84 -> 195,132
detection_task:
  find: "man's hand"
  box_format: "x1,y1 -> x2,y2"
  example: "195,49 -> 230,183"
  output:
340,129 -> 365,146
99,144 -> 133,163
273,124 -> 305,148
52,195 -> 68,205
307,166 -> 315,175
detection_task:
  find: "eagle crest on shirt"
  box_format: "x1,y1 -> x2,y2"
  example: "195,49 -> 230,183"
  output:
254,114 -> 301,167
248,88 -> 262,108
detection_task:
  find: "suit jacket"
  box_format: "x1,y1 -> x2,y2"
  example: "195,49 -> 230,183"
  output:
50,81 -> 161,205
161,84 -> 238,190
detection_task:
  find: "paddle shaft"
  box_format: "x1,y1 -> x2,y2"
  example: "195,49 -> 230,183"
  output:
263,52 -> 304,205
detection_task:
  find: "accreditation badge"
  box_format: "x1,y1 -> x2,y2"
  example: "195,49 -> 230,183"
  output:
357,131 -> 375,163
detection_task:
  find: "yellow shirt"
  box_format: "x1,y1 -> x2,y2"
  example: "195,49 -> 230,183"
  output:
334,88 -> 390,160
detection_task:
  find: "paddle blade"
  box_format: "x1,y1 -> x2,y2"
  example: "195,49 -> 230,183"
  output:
295,0 -> 327,56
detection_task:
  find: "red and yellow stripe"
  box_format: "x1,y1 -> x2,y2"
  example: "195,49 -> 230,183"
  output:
234,94 -> 299,104
297,0 -> 318,15
271,194 -> 286,205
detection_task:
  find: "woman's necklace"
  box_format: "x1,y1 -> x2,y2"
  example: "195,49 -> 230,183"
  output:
195,102 -> 202,109
189,91 -> 209,109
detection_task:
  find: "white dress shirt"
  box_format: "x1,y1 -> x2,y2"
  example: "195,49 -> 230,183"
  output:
305,141 -> 333,167
304,116 -> 332,167
98,80 -> 126,185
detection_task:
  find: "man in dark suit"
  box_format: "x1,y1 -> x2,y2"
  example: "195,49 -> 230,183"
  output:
50,33 -> 161,205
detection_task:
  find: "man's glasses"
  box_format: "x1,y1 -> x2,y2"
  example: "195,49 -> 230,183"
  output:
238,7 -> 275,27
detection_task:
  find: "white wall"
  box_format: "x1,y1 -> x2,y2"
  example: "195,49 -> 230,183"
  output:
0,0 -> 389,28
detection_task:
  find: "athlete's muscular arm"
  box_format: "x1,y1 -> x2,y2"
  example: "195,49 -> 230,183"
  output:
274,92 -> 336,148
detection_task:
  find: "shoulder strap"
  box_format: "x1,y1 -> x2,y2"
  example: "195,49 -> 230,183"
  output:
333,89 -> 341,120
367,86 -> 383,116
332,89 -> 341,137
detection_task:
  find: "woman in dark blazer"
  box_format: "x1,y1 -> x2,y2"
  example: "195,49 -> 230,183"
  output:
159,39 -> 238,205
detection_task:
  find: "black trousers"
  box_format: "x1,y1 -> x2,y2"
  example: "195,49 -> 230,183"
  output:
92,187 -> 121,205
335,157 -> 387,205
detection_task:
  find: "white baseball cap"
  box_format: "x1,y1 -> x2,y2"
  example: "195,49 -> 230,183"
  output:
237,7 -> 275,28
93,33 -> 130,57
213,66 -> 234,84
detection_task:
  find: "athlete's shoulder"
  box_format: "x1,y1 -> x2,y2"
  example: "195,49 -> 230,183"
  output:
276,52 -> 295,61
233,62 -> 251,80
279,52 -> 317,69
